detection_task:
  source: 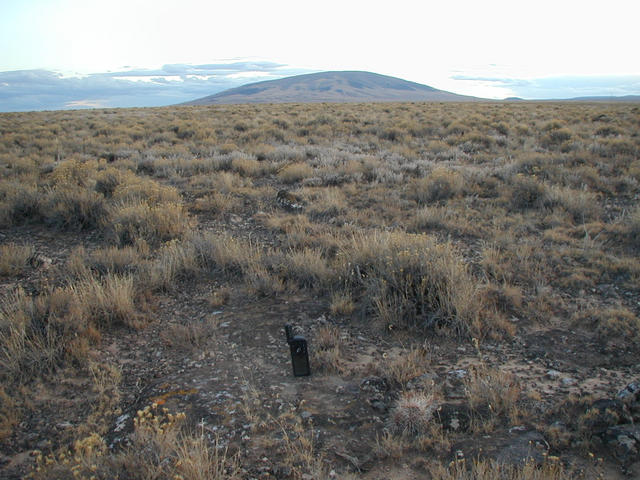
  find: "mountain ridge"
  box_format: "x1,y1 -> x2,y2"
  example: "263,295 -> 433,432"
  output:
182,71 -> 481,105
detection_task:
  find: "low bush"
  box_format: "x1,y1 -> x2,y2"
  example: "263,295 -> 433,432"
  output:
278,162 -> 314,184
338,232 -> 480,335
508,175 -> 552,211
108,201 -> 191,246
0,180 -> 41,226
0,275 -> 137,383
409,168 -> 464,204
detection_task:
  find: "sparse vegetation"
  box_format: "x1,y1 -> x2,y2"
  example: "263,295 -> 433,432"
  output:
1,101 -> 639,479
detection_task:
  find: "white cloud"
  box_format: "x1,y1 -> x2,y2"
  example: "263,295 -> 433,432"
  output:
65,99 -> 107,108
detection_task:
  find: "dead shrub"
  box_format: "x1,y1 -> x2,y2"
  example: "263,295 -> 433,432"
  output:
41,186 -> 108,230
278,162 -> 314,184
282,248 -> 334,289
574,306 -> 640,339
88,245 -> 142,274
72,273 -> 138,329
312,325 -> 347,373
409,168 -> 464,204
231,154 -> 267,177
112,176 -> 182,205
428,457 -> 574,480
188,231 -> 261,277
108,201 -> 191,245
340,232 -> 480,335
140,240 -> 199,291
508,175 -> 552,210
329,291 -> 355,316
162,318 -> 217,350
548,186 -> 601,222
383,346 -> 433,387
463,363 -> 521,432
244,262 -> 285,296
0,181 -> 41,225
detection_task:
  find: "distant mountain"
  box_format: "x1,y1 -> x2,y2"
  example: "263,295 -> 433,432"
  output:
183,71 -> 481,105
565,95 -> 640,102
502,95 -> 640,103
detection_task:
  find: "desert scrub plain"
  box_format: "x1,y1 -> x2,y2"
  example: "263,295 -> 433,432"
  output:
0,101 -> 639,479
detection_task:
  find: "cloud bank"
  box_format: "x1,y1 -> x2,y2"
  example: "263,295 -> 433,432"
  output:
450,74 -> 640,99
1,63 -> 639,112
0,62 -> 312,112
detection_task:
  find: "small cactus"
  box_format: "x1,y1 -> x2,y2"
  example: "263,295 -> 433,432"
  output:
387,391 -> 438,436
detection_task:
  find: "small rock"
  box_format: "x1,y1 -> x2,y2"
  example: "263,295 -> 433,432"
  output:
36,440 -> 51,450
546,369 -> 562,379
114,413 -> 130,432
436,403 -> 471,432
617,381 -> 640,404
561,377 -> 576,386
360,376 -> 388,394
449,369 -> 467,379
300,411 -> 313,419
369,398 -> 388,413
272,465 -> 292,477
56,421 -> 73,429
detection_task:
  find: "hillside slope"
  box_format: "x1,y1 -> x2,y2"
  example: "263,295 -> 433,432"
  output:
183,70 -> 480,104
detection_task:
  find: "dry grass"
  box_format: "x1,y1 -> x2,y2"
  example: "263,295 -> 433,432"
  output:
312,325 -> 347,373
428,458 -> 577,480
463,362 -> 522,432
339,231 -> 481,335
409,167 -> 464,204
0,242 -> 34,276
28,405 -> 241,480
382,346 -> 433,387
0,273 -> 137,383
2,101 -> 639,479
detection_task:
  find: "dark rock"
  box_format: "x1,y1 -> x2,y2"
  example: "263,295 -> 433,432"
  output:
617,381 -> 640,404
584,398 -> 630,434
406,373 -> 438,391
369,398 -> 388,413
359,376 -> 388,394
603,424 -> 640,464
450,428 -> 549,467
435,403 -> 472,432
272,465 -> 293,478
494,429 -> 549,467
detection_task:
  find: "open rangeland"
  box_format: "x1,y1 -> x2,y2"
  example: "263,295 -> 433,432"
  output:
1,101 -> 639,479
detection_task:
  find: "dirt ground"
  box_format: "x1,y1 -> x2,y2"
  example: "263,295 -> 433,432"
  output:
2,219 -> 639,479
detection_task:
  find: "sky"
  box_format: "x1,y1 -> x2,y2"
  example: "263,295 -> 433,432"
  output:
1,0 -> 639,111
